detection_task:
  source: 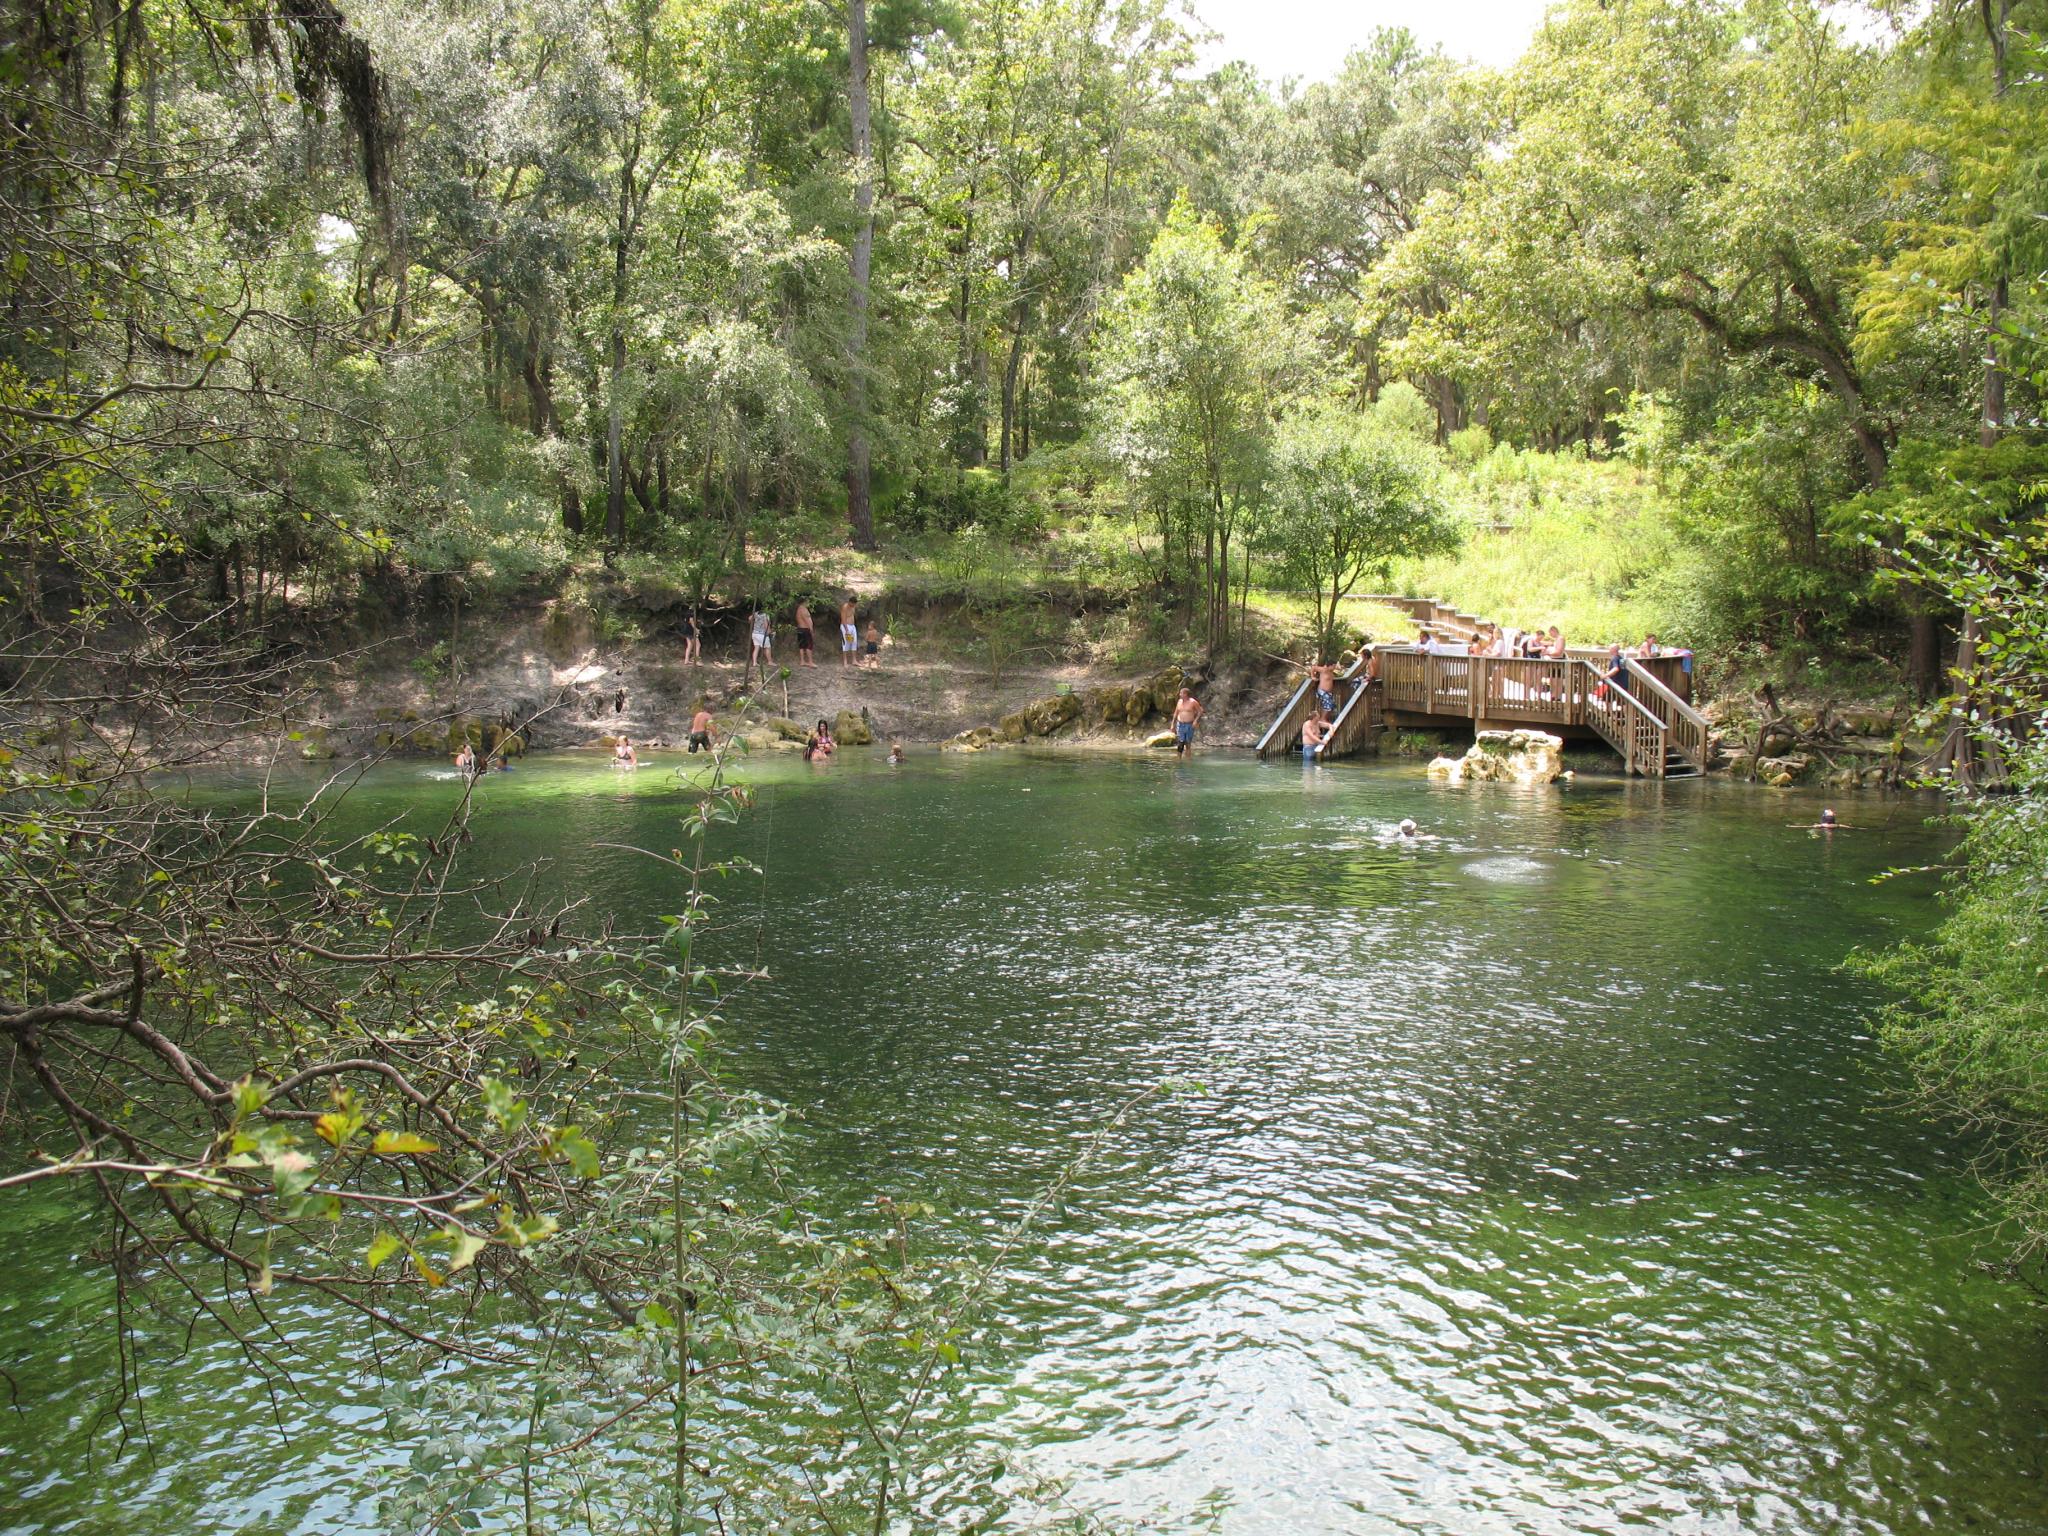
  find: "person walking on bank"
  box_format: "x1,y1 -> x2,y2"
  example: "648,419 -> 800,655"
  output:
839,595 -> 859,669
1171,688 -> 1204,759
681,607 -> 702,666
749,605 -> 773,680
795,599 -> 816,667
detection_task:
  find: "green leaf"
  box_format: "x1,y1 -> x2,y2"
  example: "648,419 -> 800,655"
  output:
371,1131 -> 439,1156
366,1232 -> 403,1273
443,1229 -> 488,1274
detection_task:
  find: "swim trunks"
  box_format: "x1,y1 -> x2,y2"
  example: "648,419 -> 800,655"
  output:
1316,688 -> 1337,713
1175,720 -> 1194,745
841,623 -> 858,651
797,627 -> 814,652
865,640 -> 878,655
688,730 -> 712,752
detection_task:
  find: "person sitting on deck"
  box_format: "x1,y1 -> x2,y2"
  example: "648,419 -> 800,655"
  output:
1418,629 -> 1441,656
1635,633 -> 1660,659
1542,626 -> 1567,659
1301,707 -> 1331,759
1361,646 -> 1382,685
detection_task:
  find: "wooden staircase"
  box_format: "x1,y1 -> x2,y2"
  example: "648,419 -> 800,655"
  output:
1253,611 -> 1716,778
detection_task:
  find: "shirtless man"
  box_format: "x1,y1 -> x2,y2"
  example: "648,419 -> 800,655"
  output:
687,705 -> 716,754
1301,707 -> 1330,759
1311,661 -> 1339,717
1171,688 -> 1204,758
839,596 -> 859,669
794,599 -> 816,667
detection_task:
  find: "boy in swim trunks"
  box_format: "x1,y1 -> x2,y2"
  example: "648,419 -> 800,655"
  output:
863,619 -> 882,669
1171,688 -> 1203,758
795,600 -> 816,666
687,705 -> 716,753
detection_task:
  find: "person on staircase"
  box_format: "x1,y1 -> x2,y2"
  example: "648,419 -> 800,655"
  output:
1301,707 -> 1331,760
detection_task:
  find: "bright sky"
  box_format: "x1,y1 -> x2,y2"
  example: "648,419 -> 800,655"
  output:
1191,0 -> 1557,82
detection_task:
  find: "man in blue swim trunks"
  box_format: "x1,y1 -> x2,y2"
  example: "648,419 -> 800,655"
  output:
1171,687 -> 1204,758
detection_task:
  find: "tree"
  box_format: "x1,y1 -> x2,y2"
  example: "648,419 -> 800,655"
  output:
1267,403 -> 1456,655
1093,198 -> 1303,650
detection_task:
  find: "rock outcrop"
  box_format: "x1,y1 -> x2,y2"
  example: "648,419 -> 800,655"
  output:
833,709 -> 875,746
1427,730 -> 1564,786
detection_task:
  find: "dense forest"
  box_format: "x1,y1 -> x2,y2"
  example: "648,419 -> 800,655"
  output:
3,0 -> 2047,1527
5,0 -> 2042,672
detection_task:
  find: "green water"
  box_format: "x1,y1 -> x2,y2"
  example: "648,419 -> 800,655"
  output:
5,749 -> 2046,1534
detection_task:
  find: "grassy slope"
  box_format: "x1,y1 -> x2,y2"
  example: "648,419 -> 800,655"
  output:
1386,450 -> 1682,646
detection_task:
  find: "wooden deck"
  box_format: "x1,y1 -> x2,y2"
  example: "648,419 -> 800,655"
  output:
1256,598 -> 1714,777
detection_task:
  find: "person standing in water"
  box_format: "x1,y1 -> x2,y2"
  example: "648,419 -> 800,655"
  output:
795,599 -> 816,667
687,705 -> 716,754
1301,707 -> 1330,759
1171,688 -> 1204,758
613,736 -> 639,769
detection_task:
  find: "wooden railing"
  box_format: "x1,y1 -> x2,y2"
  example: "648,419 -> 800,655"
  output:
1581,663 -> 1672,776
1257,655 -> 1376,758
1254,676 -> 1317,757
1621,657 -> 1711,771
1263,634 -> 1708,776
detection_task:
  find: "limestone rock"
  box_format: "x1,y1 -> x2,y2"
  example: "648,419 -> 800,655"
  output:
1145,730 -> 1178,749
1756,753 -> 1814,783
1429,730 -> 1564,786
833,709 -> 875,746
1088,685 -> 1133,724
1022,693 -> 1081,736
996,711 -> 1029,743
1143,666 -> 1185,715
296,725 -> 335,760
763,716 -> 808,742
942,727 -> 998,753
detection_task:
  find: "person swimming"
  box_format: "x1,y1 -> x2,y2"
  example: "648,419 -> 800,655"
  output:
613,736 -> 639,769
888,741 -> 905,764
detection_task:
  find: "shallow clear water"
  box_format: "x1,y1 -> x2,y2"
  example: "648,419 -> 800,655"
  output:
5,749 -> 2045,1534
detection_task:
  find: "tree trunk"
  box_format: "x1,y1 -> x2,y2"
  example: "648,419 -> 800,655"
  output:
844,0 -> 878,551
606,325 -> 626,549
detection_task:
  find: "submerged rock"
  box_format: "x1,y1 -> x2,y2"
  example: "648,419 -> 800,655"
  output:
942,726 -> 999,753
